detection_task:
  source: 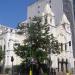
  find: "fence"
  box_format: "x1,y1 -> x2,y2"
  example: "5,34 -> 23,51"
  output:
49,58 -> 69,75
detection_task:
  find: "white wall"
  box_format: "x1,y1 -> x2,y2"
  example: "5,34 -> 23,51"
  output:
0,29 -> 25,68
27,0 -> 63,25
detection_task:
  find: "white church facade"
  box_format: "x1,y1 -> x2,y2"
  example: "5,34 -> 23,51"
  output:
0,26 -> 25,68
23,0 -> 74,69
0,0 -> 74,70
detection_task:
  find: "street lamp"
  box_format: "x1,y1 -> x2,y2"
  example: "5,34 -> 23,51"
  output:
11,56 -> 14,75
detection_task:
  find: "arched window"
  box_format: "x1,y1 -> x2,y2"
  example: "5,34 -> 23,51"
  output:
45,15 -> 47,24
69,41 -> 71,46
50,18 -> 52,23
65,44 -> 67,51
49,0 -> 51,3
50,5 -> 51,8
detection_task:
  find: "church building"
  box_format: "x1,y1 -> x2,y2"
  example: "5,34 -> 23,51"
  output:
20,0 -> 74,69
0,0 -> 74,71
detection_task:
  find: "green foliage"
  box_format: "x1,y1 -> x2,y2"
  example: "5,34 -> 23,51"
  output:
14,16 -> 60,63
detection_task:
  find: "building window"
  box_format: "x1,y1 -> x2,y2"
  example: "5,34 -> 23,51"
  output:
38,6 -> 40,8
65,44 -> 67,51
69,41 -> 71,46
50,5 -> 51,8
11,29 -> 13,32
38,11 -> 40,13
49,0 -> 51,3
45,15 -> 47,24
37,5 -> 40,14
29,17 -> 31,19
61,43 -> 63,51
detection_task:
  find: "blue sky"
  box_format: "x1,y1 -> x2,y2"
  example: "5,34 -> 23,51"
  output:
0,0 -> 36,28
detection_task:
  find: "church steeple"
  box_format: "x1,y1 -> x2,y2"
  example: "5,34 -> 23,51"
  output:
61,14 -> 70,25
44,3 -> 54,16
43,3 -> 55,26
60,14 -> 71,34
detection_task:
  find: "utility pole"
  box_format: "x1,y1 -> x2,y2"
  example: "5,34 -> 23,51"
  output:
11,56 -> 14,75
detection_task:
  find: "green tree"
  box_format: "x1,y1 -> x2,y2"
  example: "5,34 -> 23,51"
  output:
14,16 -> 60,74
